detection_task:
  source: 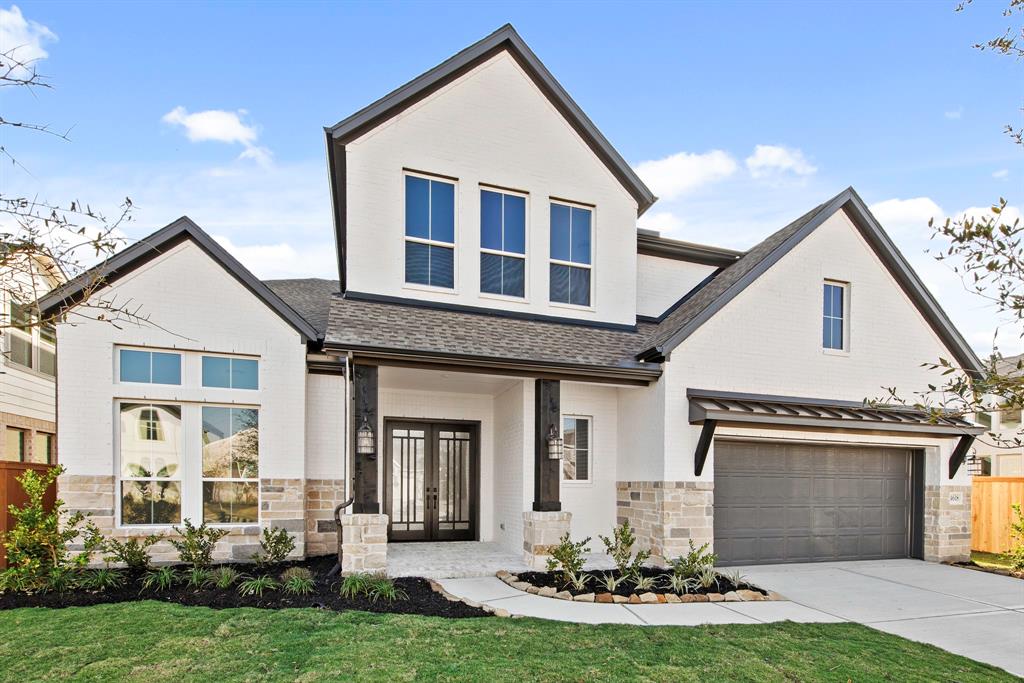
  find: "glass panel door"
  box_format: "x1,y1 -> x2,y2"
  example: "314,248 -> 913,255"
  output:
387,424 -> 428,541
435,428 -> 473,540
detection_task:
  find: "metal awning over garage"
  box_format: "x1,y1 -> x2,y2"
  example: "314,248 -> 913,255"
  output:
687,388 -> 984,477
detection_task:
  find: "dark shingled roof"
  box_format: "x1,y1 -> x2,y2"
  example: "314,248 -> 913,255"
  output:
324,294 -> 660,374
264,278 -> 339,340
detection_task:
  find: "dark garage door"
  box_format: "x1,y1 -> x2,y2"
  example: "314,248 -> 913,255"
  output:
714,440 -> 915,565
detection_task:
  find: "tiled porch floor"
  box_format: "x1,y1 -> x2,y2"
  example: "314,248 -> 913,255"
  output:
387,542 -> 615,579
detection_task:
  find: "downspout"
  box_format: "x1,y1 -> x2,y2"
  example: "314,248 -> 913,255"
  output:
345,350 -> 353,504
326,351 -> 356,581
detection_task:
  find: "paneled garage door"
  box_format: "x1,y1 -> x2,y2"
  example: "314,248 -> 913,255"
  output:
714,440 -> 915,565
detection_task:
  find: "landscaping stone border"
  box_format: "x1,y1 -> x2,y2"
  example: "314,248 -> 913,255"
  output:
495,570 -> 786,604
428,579 -> 513,617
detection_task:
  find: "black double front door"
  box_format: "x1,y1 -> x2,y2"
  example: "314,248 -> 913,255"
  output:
384,420 -> 477,541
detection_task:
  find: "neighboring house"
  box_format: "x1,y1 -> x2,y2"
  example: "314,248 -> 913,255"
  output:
973,353 -> 1024,476
1,249 -> 61,465
41,25 -> 983,569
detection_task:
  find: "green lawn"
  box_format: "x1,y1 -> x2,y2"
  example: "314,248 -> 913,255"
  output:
0,602 -> 1014,682
972,550 -> 1018,571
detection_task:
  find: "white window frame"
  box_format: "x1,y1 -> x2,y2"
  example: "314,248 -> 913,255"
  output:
561,414 -> 593,484
199,404 -> 261,526
822,280 -> 850,354
115,400 -> 185,529
479,185 -> 529,302
403,170 -> 459,294
549,199 -> 595,311
115,346 -> 184,386
200,352 -> 260,390
3,301 -> 56,378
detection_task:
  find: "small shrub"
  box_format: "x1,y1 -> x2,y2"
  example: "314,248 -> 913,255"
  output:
598,520 -> 650,581
1,465 -> 103,592
598,572 -> 625,592
545,532 -> 591,587
103,535 -> 163,572
44,566 -> 79,594
566,572 -> 592,592
207,566 -> 241,589
719,569 -> 746,588
631,574 -> 659,592
141,566 -> 179,592
255,527 -> 296,568
281,567 -> 315,595
695,565 -> 719,591
237,575 -> 279,597
1009,504 -> 1024,572
80,568 -> 125,592
338,572 -> 374,599
183,567 -> 210,589
667,574 -> 697,595
366,574 -> 407,603
669,539 -> 718,579
169,520 -> 229,571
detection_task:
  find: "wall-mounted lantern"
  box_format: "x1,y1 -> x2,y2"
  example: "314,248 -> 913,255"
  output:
966,448 -> 985,476
356,416 -> 375,455
546,424 -> 563,460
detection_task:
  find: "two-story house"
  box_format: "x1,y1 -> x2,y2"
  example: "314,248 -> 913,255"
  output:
41,25 -> 982,571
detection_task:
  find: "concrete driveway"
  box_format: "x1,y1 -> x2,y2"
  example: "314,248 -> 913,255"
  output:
737,559 -> 1024,676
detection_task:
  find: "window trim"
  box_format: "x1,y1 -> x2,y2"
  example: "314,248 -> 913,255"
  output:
403,170 -> 459,294
116,400 -> 184,528
201,353 -> 260,390
4,301 -> 56,379
479,186 -> 529,301
116,347 -> 183,386
822,280 -> 850,354
561,414 -> 593,485
200,405 -> 260,526
548,199 -> 595,311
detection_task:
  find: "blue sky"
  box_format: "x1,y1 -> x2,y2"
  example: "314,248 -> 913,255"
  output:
3,1 -> 1021,353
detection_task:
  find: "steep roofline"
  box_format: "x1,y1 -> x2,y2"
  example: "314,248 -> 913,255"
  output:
38,216 -> 319,341
638,187 -> 983,374
324,24 -> 656,289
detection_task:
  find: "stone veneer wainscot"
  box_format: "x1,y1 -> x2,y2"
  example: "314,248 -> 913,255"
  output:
616,481 -> 714,565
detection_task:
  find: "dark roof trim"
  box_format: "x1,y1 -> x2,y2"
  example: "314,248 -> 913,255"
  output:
636,268 -> 723,326
344,290 -> 638,332
636,232 -> 743,267
687,388 -> 983,437
333,347 -> 660,386
641,188 -> 983,374
326,22 -> 654,205
38,216 -> 319,341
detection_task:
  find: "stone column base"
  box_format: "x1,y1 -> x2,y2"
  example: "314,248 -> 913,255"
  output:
340,513 -> 388,574
924,484 -> 971,563
304,479 -> 349,557
522,510 -> 572,570
616,481 -> 714,566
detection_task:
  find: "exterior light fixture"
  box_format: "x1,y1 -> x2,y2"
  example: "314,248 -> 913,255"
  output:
966,448 -> 985,477
546,423 -> 563,460
355,416 -> 375,455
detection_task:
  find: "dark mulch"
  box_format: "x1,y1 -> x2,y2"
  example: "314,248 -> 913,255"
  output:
517,566 -> 766,597
0,555 -> 488,618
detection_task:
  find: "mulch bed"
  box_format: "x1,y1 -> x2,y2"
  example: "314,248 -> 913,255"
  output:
517,566 -> 767,598
949,560 -> 1023,580
0,555 -> 488,618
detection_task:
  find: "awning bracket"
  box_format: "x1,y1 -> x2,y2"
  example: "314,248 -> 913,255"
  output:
694,419 -> 717,477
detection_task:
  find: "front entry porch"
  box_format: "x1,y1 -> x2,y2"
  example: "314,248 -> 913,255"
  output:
388,541 -> 530,578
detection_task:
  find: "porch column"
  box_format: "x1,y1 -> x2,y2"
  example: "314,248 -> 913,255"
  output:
533,378 -> 561,511
352,364 -> 379,514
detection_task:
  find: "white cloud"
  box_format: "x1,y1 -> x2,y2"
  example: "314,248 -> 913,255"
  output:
869,197 -> 946,234
162,106 -> 271,167
958,204 -> 1024,229
213,234 -> 336,281
993,168 -> 1009,179
944,108 -> 963,120
0,5 -> 57,79
634,150 -> 737,200
637,210 -> 686,237
745,145 -> 817,179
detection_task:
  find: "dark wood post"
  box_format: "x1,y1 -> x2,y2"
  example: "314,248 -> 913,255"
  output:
352,364 -> 379,514
533,378 -> 561,512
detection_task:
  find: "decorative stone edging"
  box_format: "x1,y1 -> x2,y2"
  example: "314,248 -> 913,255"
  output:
427,579 -> 514,617
495,570 -> 786,604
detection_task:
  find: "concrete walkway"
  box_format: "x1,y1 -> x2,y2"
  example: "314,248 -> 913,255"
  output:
438,559 -> 1024,676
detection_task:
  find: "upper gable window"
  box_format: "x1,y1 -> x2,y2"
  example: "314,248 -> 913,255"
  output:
405,174 -> 455,289
202,355 -> 259,390
119,349 -> 182,385
549,202 -> 592,307
480,188 -> 526,298
823,282 -> 848,351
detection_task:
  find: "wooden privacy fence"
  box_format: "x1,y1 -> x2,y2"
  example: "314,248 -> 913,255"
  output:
0,461 -> 57,569
971,476 -> 1024,554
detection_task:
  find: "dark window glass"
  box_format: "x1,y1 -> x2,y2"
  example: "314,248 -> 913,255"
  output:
480,190 -> 503,251
405,175 -> 430,239
570,207 -> 591,264
120,349 -> 151,383
232,358 -> 259,390
151,353 -> 181,385
202,356 -> 232,388
504,194 -> 526,254
563,417 -> 590,481
550,264 -> 571,304
569,267 -> 591,307
502,256 -> 525,298
480,253 -> 502,294
405,241 -> 429,285
550,204 -> 571,261
429,245 -> 454,288
430,181 -> 455,243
